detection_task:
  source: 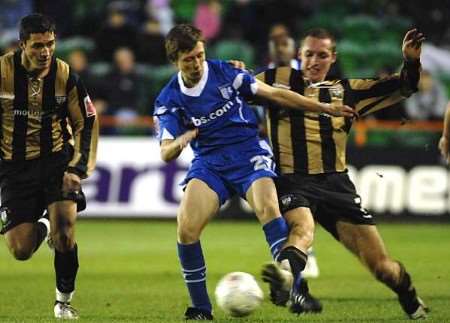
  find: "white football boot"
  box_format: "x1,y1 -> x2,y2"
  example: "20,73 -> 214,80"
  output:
54,302 -> 79,319
55,289 -> 78,319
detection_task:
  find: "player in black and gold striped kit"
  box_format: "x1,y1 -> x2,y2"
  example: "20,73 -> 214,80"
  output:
0,14 -> 98,319
258,28 -> 429,319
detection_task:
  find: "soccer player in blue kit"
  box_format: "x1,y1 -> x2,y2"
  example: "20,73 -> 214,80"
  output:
154,24 -> 355,320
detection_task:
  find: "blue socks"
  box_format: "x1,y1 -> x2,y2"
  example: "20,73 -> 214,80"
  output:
177,241 -> 212,312
263,217 -> 289,260
177,217 -> 288,312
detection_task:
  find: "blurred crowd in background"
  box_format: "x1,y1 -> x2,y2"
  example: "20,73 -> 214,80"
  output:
1,0 -> 449,138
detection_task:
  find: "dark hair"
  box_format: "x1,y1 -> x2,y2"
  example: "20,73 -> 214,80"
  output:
165,24 -> 204,63
301,28 -> 336,53
19,13 -> 56,41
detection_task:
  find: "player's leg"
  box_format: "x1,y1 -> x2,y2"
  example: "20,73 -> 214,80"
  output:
336,222 -> 398,283
273,175 -> 315,267
280,207 -> 322,314
321,172 -> 428,319
245,177 -> 290,303
245,177 -> 289,260
48,199 -> 79,319
277,206 -> 314,293
0,165 -> 50,260
178,179 -> 220,320
261,205 -> 322,314
261,173 -> 321,305
246,177 -> 322,313
40,145 -> 82,319
283,207 -> 314,260
243,171 -> 318,313
282,207 -> 322,314
335,221 -> 428,319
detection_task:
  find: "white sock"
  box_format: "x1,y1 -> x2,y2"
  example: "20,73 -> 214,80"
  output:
56,288 -> 74,303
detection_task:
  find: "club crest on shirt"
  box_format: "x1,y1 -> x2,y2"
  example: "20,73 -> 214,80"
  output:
55,96 -> 67,105
218,84 -> 233,100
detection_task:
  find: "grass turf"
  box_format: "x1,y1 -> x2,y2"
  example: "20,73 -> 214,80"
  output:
0,219 -> 449,322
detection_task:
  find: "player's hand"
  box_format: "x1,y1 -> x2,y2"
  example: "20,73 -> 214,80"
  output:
402,29 -> 425,62
321,102 -> 358,118
177,129 -> 198,150
228,60 -> 246,70
438,136 -> 450,164
63,172 -> 81,193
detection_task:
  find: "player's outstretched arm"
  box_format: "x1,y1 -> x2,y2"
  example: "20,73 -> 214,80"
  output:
439,102 -> 450,164
160,129 -> 198,162
254,79 -> 355,117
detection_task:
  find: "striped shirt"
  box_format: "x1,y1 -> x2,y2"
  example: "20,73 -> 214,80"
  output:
0,50 -> 99,178
256,60 -> 420,174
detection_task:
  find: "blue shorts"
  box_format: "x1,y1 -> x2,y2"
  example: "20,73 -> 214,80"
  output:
182,139 -> 277,205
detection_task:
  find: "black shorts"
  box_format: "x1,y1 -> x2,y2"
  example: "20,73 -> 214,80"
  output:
0,144 -> 79,234
275,171 -> 375,240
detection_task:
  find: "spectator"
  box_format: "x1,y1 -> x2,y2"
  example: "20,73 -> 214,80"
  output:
405,70 -> 448,120
146,0 -> 174,35
102,47 -> 142,132
67,49 -> 107,116
35,0 -> 74,37
194,0 -> 222,42
136,18 -> 166,65
267,23 -> 299,69
0,0 -> 32,30
0,0 -> 32,47
95,7 -> 137,61
212,25 -> 255,68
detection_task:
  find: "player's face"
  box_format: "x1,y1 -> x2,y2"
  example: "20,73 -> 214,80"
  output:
299,36 -> 336,83
21,32 -> 55,71
176,41 -> 206,87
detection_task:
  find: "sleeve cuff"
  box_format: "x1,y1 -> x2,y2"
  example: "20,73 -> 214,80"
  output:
403,59 -> 421,68
67,167 -> 86,178
250,82 -> 258,95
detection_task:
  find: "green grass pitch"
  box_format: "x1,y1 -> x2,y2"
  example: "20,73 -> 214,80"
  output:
0,219 -> 449,322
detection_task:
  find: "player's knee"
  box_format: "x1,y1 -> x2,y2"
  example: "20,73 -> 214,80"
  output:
254,200 -> 280,223
177,222 -> 201,244
10,246 -> 33,261
177,208 -> 204,243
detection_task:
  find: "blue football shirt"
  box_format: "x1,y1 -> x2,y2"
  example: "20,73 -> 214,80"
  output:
154,59 -> 260,156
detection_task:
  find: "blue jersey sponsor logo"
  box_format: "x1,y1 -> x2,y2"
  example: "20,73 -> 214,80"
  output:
191,100 -> 235,126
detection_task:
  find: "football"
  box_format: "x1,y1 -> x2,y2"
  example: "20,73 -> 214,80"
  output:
215,272 -> 264,317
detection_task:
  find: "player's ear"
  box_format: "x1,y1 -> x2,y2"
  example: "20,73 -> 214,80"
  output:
331,51 -> 337,64
19,40 -> 26,51
171,54 -> 180,69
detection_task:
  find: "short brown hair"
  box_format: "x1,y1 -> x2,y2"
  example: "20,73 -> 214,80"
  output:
301,28 -> 336,53
165,24 -> 204,63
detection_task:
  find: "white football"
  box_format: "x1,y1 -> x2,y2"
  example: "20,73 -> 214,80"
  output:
215,272 -> 264,317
